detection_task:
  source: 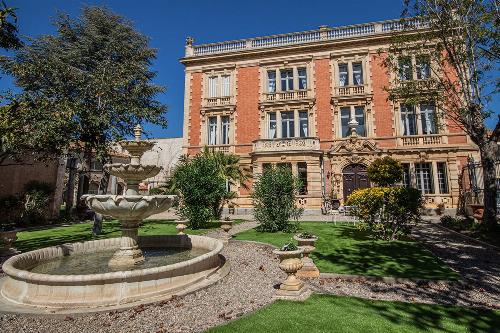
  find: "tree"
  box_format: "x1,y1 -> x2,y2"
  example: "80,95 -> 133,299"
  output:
0,6 -> 167,191
200,146 -> 249,217
252,166 -> 303,232
367,156 -> 404,186
172,155 -> 227,229
0,1 -> 22,50
383,0 -> 499,229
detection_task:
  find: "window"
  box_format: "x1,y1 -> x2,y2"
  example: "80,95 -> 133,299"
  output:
268,70 -> 276,93
220,75 -> 231,96
399,57 -> 412,81
338,63 -> 349,86
208,76 -> 218,97
221,116 -> 230,144
298,68 -> 307,90
88,182 -> 99,195
415,162 -> 434,194
281,111 -> 294,138
280,69 -> 294,91
354,106 -> 366,137
90,160 -> 103,171
420,103 -> 437,134
437,162 -> 449,194
208,117 -> 217,145
402,163 -> 412,188
268,112 -> 277,139
400,105 -> 417,136
340,107 -> 351,138
352,62 -> 363,85
299,111 -> 308,137
297,162 -> 308,195
416,56 -> 430,80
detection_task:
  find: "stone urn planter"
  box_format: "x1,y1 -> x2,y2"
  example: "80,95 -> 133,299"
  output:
294,233 -> 319,278
220,218 -> 233,243
273,247 -> 306,297
0,229 -> 20,257
176,221 -> 188,235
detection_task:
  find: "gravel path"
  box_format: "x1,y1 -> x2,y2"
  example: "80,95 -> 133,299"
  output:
0,240 -> 282,333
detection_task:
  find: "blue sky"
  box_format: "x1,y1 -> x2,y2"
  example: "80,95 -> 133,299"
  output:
3,0 -> 497,138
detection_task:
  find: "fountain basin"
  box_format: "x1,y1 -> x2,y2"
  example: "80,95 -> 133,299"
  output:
0,235 -> 225,309
84,195 -> 175,220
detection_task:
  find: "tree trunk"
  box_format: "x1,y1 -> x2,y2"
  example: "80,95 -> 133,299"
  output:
479,142 -> 498,231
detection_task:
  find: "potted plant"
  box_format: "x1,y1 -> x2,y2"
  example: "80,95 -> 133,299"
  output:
293,232 -> 319,278
219,216 -> 233,242
273,241 -> 305,296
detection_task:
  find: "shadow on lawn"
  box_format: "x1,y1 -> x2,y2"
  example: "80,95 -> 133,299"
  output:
326,295 -> 500,333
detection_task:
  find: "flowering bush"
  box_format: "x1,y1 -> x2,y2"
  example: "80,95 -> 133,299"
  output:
347,187 -> 422,240
367,156 -> 404,186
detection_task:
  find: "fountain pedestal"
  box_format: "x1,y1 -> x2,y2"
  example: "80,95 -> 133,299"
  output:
108,220 -> 145,268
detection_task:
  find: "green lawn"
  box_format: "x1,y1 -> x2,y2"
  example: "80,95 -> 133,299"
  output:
234,222 -> 459,280
208,294 -> 500,333
14,219 -> 241,253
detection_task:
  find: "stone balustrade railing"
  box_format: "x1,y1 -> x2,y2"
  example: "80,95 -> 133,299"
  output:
203,96 -> 234,107
335,85 -> 366,96
264,90 -> 311,102
253,137 -> 320,153
400,135 -> 443,147
186,18 -> 428,57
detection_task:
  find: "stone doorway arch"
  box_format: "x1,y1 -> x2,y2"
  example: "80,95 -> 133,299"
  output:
342,163 -> 370,201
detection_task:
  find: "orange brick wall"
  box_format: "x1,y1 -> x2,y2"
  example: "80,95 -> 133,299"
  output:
370,53 -> 394,143
315,59 -> 333,141
235,66 -> 260,150
188,72 -> 202,150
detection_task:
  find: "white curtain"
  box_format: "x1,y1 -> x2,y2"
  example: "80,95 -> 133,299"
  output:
354,72 -> 363,85
339,73 -> 347,87
208,77 -> 218,97
221,75 -> 230,96
208,118 -> 217,145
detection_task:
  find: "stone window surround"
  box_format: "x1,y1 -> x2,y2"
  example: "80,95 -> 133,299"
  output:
333,99 -> 374,139
389,50 -> 438,85
394,101 -> 447,137
259,103 -> 315,140
401,160 -> 451,196
258,161 -> 310,195
331,53 -> 371,93
259,59 -> 314,98
201,111 -> 235,146
201,67 -> 236,101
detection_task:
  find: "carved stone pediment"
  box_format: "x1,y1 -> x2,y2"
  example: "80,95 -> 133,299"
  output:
330,136 -> 380,154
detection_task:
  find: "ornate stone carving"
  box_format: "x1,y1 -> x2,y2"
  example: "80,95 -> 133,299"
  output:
330,136 -> 380,154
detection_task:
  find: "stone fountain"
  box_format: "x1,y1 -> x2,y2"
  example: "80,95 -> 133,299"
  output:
84,125 -> 171,268
0,126 -> 227,312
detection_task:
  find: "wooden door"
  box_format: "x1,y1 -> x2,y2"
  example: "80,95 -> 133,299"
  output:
342,164 -> 370,201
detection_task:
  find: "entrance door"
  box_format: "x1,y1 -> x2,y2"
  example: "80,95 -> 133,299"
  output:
342,164 -> 370,201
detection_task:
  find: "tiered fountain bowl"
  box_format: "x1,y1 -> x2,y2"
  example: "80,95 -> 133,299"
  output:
0,125 -> 227,312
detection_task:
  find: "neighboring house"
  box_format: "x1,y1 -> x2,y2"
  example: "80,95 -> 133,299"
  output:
0,156 -> 65,218
181,18 -> 479,214
140,138 -> 183,190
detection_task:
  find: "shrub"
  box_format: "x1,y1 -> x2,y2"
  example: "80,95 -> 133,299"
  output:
440,215 -> 474,231
21,181 -> 55,226
347,187 -> 423,240
367,156 -> 404,186
0,195 -> 21,230
252,166 -> 303,232
173,155 -> 227,229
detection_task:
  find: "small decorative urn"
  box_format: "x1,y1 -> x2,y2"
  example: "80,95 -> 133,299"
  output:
0,230 -> 20,257
176,221 -> 188,235
220,217 -> 233,243
273,245 -> 306,297
293,233 -> 319,278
